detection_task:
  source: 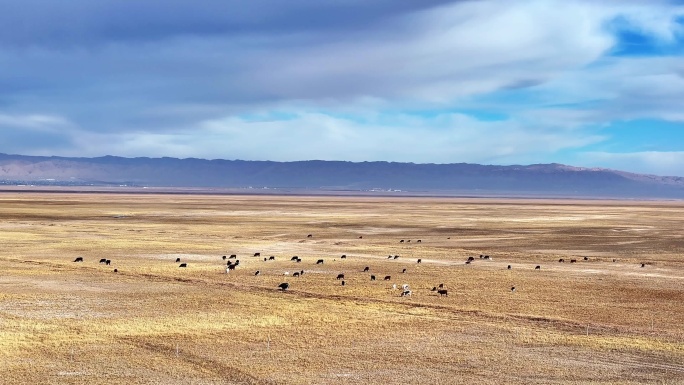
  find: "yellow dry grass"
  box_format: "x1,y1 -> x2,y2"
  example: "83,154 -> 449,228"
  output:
0,193 -> 683,384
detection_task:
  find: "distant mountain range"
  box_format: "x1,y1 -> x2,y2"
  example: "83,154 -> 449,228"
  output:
1,153 -> 683,198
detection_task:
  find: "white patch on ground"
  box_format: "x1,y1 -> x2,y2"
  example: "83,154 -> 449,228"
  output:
625,272 -> 684,279
145,253 -> 217,262
57,371 -> 89,376
457,236 -> 525,242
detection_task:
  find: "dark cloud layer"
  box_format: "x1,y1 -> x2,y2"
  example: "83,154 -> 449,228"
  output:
0,0 -> 456,48
0,0 -> 469,133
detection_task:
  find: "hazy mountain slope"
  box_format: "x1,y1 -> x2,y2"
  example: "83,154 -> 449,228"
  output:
1,153 -> 683,198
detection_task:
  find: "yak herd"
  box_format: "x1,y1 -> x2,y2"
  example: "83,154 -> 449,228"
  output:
70,234 -> 647,298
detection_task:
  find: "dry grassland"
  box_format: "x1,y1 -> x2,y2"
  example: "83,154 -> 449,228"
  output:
0,192 -> 683,384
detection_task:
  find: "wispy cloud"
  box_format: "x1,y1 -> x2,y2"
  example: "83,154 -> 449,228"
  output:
0,113 -> 77,155
581,151 -> 684,176
0,114 -> 72,129
52,112 -> 604,165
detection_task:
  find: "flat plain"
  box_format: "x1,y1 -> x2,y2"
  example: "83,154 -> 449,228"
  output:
0,192 -> 682,384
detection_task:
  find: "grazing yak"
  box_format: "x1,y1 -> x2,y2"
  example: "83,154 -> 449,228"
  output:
105,260 -> 111,265
370,275 -> 376,281
417,240 -> 421,243
559,258 -> 565,263
307,234 -> 312,238
175,257 -> 181,263
291,256 -> 299,261
99,258 -> 107,264
507,265 -> 511,270
113,269 -> 118,273
222,255 -> 227,260
363,266 -> 370,272
584,256 -> 589,261
467,256 -> 475,262
278,282 -> 289,291
293,272 -> 300,277
74,257 -> 84,262
316,259 -> 324,265
417,259 -> 422,264
336,274 -> 345,280
570,259 -> 577,263
402,268 -> 407,273
179,263 -> 187,268
269,256 -> 275,261
254,270 -> 260,276
384,275 -> 391,281
229,255 -> 237,259
535,265 -> 541,270
341,255 -> 347,259
438,289 -> 448,297
393,255 -> 399,260
438,283 -> 444,288
254,252 -> 261,257
511,286 -> 516,292
401,290 -> 412,297
400,240 -> 404,243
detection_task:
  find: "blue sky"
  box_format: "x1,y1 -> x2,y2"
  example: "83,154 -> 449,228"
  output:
1,0 -> 684,176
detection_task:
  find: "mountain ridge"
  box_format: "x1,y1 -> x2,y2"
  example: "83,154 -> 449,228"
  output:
0,153 -> 683,198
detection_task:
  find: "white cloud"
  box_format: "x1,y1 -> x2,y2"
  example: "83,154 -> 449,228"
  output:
0,113 -> 72,130
516,54 -> 684,127
49,112 -> 604,165
195,112 -> 606,164
246,0 -> 615,103
608,2 -> 684,43
580,151 -> 684,176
